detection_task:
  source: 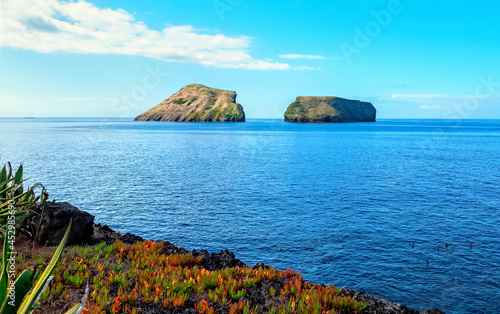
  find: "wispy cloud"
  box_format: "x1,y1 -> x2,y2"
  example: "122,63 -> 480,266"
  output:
389,94 -> 449,101
387,94 -> 500,102
0,0 -> 291,70
379,94 -> 500,113
419,105 -> 447,110
0,93 -> 38,103
293,65 -> 320,71
279,54 -> 327,60
58,97 -> 93,102
0,93 -> 117,103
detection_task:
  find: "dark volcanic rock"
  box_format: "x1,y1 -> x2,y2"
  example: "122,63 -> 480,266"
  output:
119,232 -> 145,245
163,241 -> 190,256
251,263 -> 271,270
22,202 -> 144,246
192,249 -> 247,271
340,288 -> 446,314
91,223 -> 144,245
23,201 -> 94,246
161,241 -> 247,271
91,223 -> 118,244
284,96 -> 376,123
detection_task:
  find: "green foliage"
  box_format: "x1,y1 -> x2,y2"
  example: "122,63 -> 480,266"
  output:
172,98 -> 187,105
284,102 -> 302,118
0,163 -> 48,232
0,220 -> 78,313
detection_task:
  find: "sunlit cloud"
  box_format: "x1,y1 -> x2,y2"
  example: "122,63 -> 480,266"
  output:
0,0 -> 292,70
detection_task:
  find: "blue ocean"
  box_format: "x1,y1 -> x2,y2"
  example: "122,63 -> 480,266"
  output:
0,118 -> 499,313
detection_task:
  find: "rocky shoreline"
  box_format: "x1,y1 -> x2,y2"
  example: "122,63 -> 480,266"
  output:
23,201 -> 444,314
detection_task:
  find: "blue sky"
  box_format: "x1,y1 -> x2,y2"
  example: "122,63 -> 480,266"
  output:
1,0 -> 499,119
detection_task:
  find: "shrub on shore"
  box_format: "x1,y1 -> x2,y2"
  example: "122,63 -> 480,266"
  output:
0,163 -> 48,233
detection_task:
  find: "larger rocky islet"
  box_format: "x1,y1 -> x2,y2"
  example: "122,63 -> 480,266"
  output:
134,84 -> 246,122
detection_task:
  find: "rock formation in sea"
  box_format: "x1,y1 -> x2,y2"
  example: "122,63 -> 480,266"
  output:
134,84 -> 245,122
284,96 -> 376,123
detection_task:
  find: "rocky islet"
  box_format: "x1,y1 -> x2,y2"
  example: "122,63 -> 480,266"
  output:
284,96 -> 377,123
134,84 -> 245,122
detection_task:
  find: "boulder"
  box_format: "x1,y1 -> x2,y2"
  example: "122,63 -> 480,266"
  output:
191,249 -> 247,271
134,84 -> 245,122
23,201 -> 94,246
284,96 -> 376,123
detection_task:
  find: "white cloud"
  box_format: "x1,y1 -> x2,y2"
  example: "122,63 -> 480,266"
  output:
58,97 -> 93,102
0,0 -> 291,70
293,66 -> 320,71
419,105 -> 446,110
279,54 -> 327,60
388,94 -> 500,103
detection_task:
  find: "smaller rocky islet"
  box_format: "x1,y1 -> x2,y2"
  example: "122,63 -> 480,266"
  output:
134,84 -> 377,123
284,96 -> 376,123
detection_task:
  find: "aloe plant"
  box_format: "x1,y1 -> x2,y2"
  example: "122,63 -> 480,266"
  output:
0,219 -> 81,313
0,163 -> 47,233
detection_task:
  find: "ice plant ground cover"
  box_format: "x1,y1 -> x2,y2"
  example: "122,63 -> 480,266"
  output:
19,237 -> 367,314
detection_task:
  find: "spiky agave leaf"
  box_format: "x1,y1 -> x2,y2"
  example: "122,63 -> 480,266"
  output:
0,270 -> 34,314
0,176 -> 44,233
0,167 -> 7,199
13,165 -> 23,197
0,232 -> 12,306
17,219 -> 72,313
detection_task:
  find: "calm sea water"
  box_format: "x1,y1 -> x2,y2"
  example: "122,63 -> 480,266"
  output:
1,118 -> 499,313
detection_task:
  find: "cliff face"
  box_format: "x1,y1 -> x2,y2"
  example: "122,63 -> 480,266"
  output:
134,84 -> 245,122
284,97 -> 376,123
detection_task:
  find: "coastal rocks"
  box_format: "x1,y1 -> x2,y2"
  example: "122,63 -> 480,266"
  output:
162,241 -> 247,271
340,288 -> 445,314
134,84 -> 245,122
23,201 -> 94,246
192,249 -> 247,271
92,223 -> 145,245
22,201 -> 446,313
22,201 -> 144,246
284,96 -> 376,123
